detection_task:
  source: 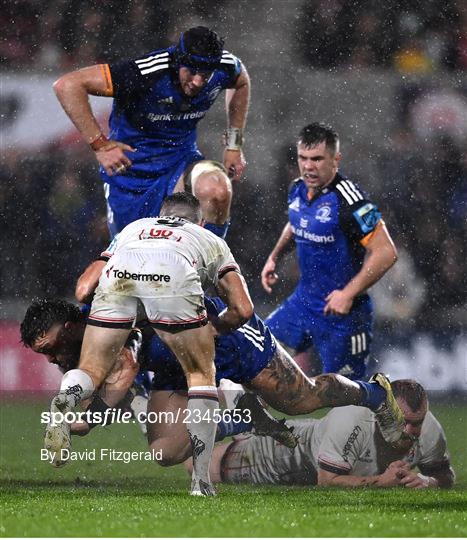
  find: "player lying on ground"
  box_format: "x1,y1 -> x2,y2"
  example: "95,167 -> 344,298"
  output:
187,379 -> 455,489
22,294 -> 410,470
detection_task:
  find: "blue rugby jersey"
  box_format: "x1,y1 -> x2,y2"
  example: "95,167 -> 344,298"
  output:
105,47 -> 242,189
141,296 -> 276,390
287,172 -> 382,314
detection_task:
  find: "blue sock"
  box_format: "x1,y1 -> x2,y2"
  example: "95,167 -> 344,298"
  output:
356,381 -> 386,411
204,221 -> 230,239
215,417 -> 252,441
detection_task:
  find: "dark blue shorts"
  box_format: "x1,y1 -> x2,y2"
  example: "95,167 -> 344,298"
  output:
102,151 -> 202,237
265,292 -> 372,379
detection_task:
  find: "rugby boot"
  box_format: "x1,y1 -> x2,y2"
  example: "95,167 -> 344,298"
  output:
44,393 -> 72,467
237,392 -> 298,449
190,477 -> 217,497
370,373 -> 412,446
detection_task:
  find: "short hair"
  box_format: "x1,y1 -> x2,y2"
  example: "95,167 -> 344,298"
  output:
182,26 -> 224,59
391,379 -> 428,411
298,123 -> 340,155
20,299 -> 83,347
160,192 -> 202,223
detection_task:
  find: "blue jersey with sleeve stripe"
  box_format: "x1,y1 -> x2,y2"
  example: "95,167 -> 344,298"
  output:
140,296 -> 275,390
287,172 -> 381,314
105,47 -> 241,190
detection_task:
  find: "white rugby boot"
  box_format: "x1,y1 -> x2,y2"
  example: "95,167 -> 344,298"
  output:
43,393 -> 72,467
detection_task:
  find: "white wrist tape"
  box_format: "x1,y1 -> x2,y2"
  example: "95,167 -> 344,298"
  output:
223,127 -> 244,150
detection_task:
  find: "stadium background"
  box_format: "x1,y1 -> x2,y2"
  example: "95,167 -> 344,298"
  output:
0,1 -> 466,537
1,0 -> 466,393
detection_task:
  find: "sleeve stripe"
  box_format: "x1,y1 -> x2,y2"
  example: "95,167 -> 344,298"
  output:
136,57 -> 170,69
359,220 -> 383,247
135,52 -> 169,65
336,180 -> 363,204
318,459 -> 351,475
344,180 -> 364,200
99,64 -> 113,96
139,63 -> 169,75
336,183 -> 355,205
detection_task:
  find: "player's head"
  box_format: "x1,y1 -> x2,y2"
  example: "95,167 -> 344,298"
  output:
175,26 -> 224,97
392,379 -> 428,440
20,299 -> 85,372
296,123 -> 341,190
160,192 -> 203,224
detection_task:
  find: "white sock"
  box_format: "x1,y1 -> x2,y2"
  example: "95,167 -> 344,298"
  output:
219,379 -> 245,409
187,385 -> 218,490
59,369 -> 95,408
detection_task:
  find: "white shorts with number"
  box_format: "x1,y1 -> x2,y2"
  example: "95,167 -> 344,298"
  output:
88,249 -> 207,331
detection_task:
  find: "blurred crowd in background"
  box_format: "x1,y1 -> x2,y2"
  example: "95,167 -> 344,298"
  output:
1,0 -> 466,337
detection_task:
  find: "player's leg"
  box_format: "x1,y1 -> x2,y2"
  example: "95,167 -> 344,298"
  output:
156,324 -> 218,496
147,390 -> 193,466
175,160 -> 232,239
246,342 -> 405,444
184,443 -> 232,483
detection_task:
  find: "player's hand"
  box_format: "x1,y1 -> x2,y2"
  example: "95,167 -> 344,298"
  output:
324,289 -> 354,316
223,148 -> 246,181
376,465 -> 404,487
94,140 -> 136,176
261,258 -> 278,293
399,471 -> 436,489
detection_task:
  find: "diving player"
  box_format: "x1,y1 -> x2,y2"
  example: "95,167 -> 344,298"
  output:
261,123 -> 398,379
202,380 -> 455,489
53,26 -> 250,239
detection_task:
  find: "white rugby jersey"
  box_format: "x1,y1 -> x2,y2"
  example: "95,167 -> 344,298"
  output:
236,406 -> 449,485
101,216 -> 240,288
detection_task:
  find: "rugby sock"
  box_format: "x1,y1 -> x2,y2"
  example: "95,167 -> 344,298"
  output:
356,380 -> 386,411
59,369 -> 95,408
187,385 -> 218,491
204,221 -> 230,239
216,416 -> 253,441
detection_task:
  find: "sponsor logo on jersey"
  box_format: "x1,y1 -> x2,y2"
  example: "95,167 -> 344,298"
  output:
341,425 -> 362,462
288,197 -> 300,212
300,217 -> 308,228
147,110 -> 207,122
315,204 -> 332,223
292,225 -> 335,243
112,269 -> 171,283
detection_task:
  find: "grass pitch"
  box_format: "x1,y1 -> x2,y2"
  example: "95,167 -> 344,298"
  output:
0,399 -> 466,537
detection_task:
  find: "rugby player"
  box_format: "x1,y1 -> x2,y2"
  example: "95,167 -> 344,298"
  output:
261,123 -> 398,379
53,26 -> 250,239
41,193 -> 254,496
197,380 -> 455,489
22,299 -> 409,472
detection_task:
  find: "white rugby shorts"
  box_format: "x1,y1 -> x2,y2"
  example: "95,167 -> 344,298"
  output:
88,249 -> 207,331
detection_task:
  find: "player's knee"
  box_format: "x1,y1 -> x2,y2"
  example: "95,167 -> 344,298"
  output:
150,439 -> 190,467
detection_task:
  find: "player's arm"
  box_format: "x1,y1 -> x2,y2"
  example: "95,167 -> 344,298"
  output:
324,221 -> 398,316
399,461 -> 456,489
53,65 -> 135,175
75,259 -> 107,304
223,64 -> 250,181
261,222 -> 294,293
213,270 -> 254,334
318,464 -> 402,488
